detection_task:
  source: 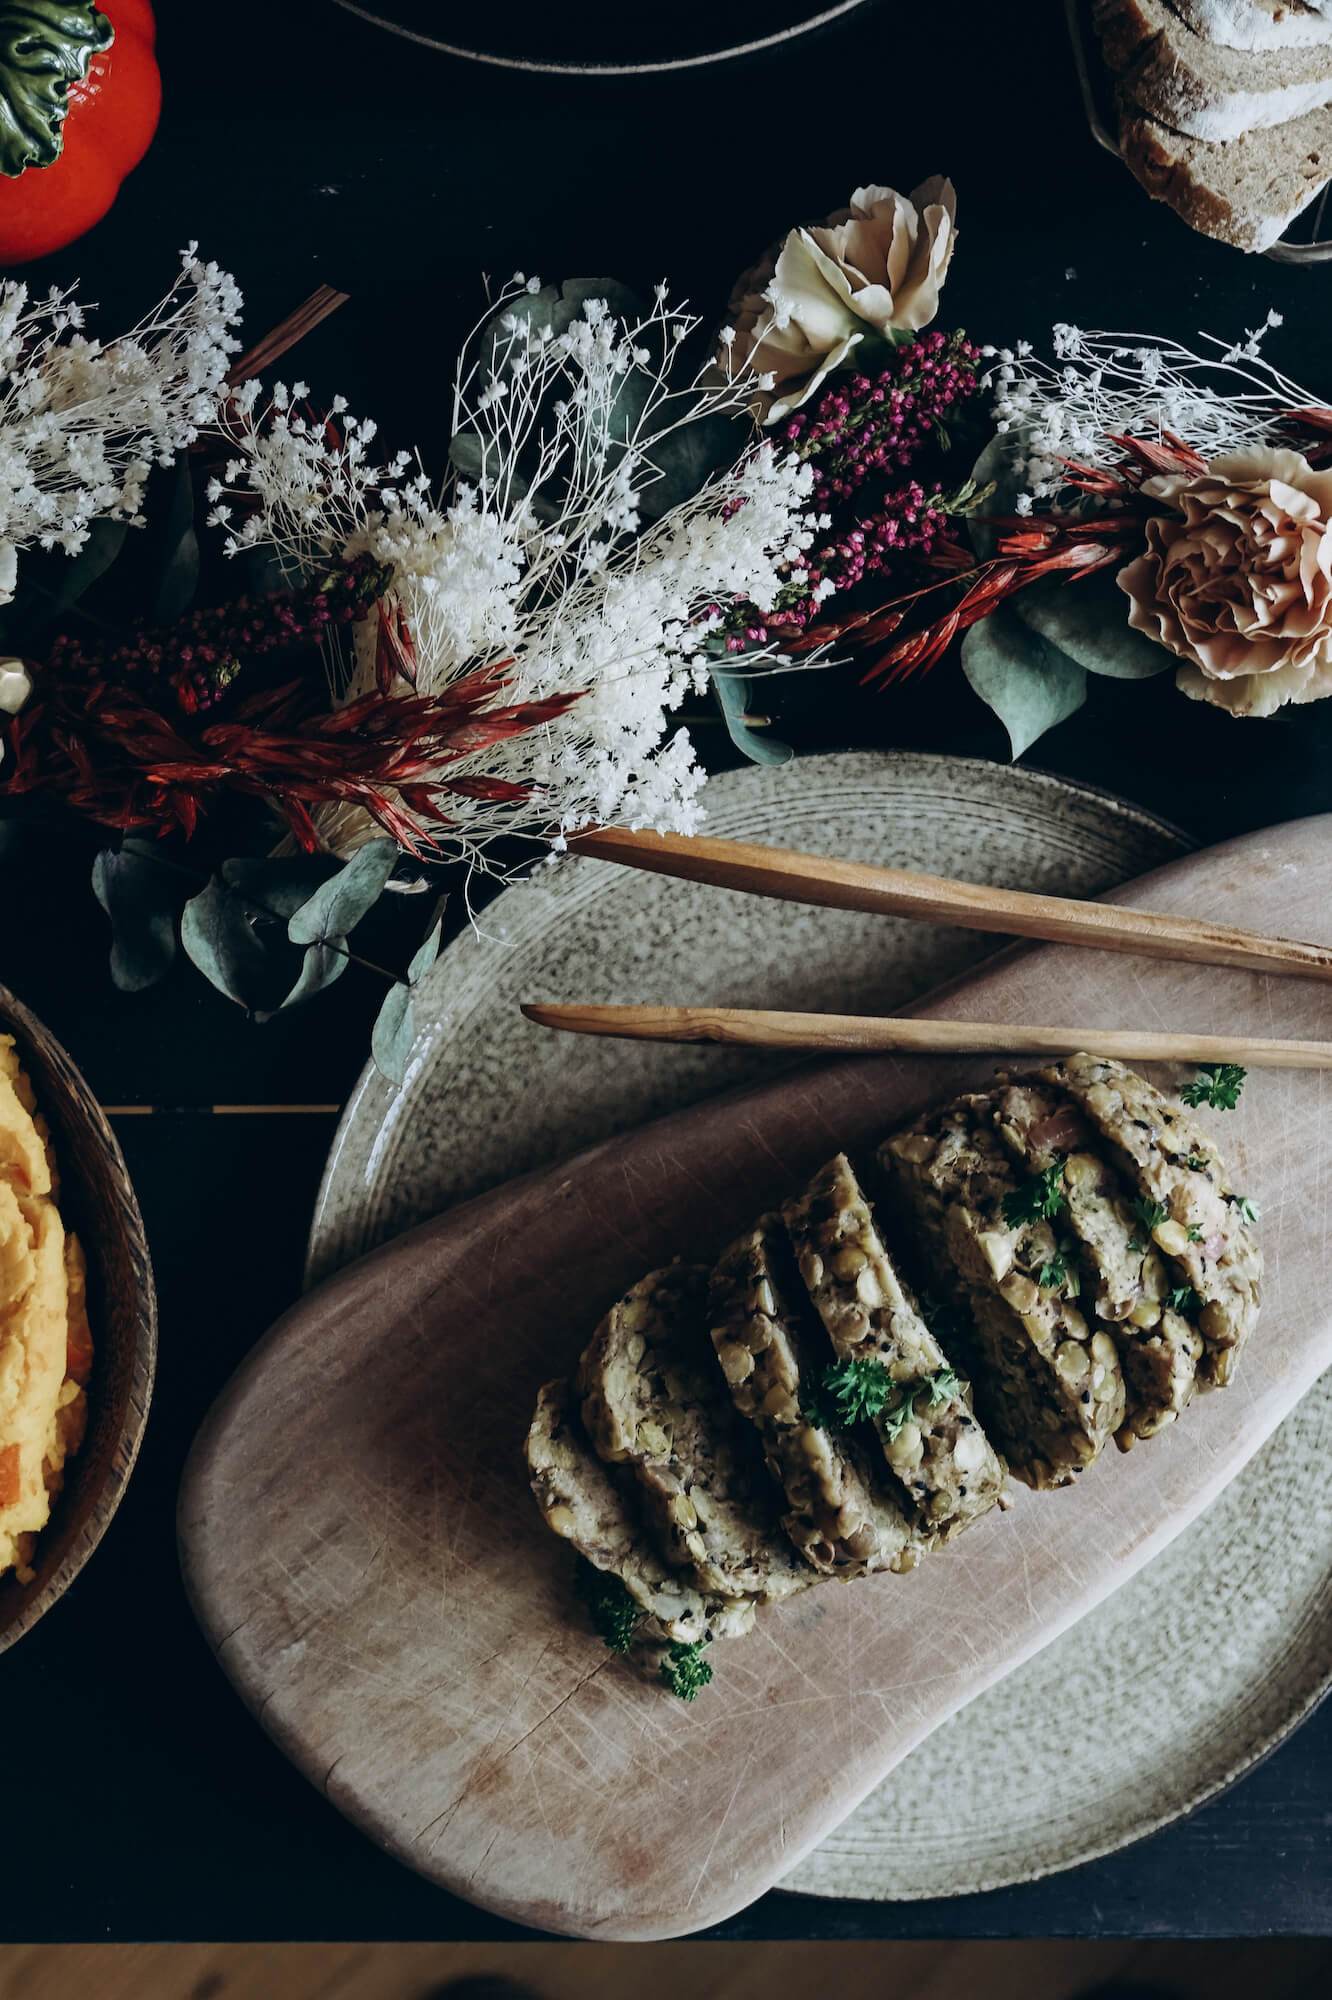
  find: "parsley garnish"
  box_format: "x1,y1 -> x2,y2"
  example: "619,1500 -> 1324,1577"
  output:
805,1359 -> 960,1436
661,1640 -> 712,1702
578,1564 -> 643,1655
810,1356 -> 896,1428
1186,1225 -> 1204,1243
1038,1234 -> 1081,1294
1127,1196 -> 1168,1254
1234,1195 -> 1261,1225
1167,1285 -> 1201,1315
1186,1154 -> 1210,1173
1180,1063 -> 1247,1111
1002,1162 -> 1067,1228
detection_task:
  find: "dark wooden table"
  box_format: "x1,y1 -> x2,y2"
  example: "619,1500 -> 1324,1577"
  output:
1,0 -> 1330,1943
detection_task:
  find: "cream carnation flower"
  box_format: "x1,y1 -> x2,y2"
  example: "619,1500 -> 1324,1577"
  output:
1117,446 -> 1332,717
721,179 -> 958,425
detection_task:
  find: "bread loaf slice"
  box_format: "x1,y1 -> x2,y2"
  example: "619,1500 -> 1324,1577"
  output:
577,1265 -> 811,1602
1119,102 -> 1332,248
1096,0 -> 1332,139
1174,2 -> 1332,54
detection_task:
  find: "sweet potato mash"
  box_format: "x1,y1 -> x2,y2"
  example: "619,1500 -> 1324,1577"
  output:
0,1036 -> 91,1583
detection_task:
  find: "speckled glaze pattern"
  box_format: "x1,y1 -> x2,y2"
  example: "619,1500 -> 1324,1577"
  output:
0,982 -> 157,1653
297,749 -> 1332,1900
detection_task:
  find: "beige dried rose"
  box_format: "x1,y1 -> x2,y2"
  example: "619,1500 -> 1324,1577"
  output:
720,179 -> 957,425
1117,446 -> 1332,716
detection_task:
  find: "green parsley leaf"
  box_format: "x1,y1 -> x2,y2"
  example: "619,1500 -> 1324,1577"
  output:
577,1564 -> 643,1655
660,1640 -> 713,1702
817,1356 -> 897,1428
1186,1153 -> 1210,1173
923,1363 -> 962,1407
1002,1161 -> 1067,1228
800,1378 -> 841,1433
1167,1284 -> 1201,1315
1234,1195 -> 1262,1225
1037,1234 -> 1081,1294
1186,1225 -> 1204,1243
1180,1063 -> 1247,1111
1126,1196 -> 1168,1253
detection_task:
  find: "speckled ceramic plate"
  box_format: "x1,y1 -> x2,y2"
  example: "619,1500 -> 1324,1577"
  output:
304,750 -> 1332,1900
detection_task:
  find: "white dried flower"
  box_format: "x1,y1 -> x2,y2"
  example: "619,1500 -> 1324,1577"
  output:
0,247 -> 242,604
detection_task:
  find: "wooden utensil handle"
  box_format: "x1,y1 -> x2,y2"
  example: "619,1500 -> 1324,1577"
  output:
570,827 -> 1332,982
522,1003 -> 1332,1067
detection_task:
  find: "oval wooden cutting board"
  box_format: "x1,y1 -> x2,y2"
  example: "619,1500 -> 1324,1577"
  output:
179,817 -> 1332,1940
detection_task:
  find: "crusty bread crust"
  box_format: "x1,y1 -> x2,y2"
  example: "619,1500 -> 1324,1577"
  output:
1119,103 -> 1332,248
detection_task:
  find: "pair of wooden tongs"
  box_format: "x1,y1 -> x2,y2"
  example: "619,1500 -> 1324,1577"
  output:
521,826 -> 1332,1069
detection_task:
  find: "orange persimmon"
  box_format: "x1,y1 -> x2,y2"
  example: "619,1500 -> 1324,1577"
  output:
0,0 -> 161,267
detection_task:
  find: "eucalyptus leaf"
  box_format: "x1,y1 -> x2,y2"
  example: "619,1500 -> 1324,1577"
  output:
638,408 -> 746,522
267,941 -> 348,1016
961,605 -> 1087,760
151,453 -> 201,626
1013,577 -> 1172,680
91,839 -> 182,993
967,432 -> 1025,561
406,915 -> 443,987
35,516 -> 131,628
371,981 -> 414,1086
287,840 -> 398,947
181,877 -> 299,1014
220,854 -> 337,921
712,667 -> 794,767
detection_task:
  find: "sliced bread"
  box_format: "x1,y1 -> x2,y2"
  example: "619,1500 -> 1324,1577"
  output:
1174,2 -> 1332,54
1096,0 -> 1332,139
1119,102 -> 1332,248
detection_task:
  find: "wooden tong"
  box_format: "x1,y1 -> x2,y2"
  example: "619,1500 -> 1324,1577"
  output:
519,826 -> 1332,1066
568,826 -> 1332,982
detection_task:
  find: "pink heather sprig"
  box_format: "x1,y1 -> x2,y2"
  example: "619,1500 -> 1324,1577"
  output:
780,330 -> 981,506
720,480 -> 961,648
42,552 -> 393,715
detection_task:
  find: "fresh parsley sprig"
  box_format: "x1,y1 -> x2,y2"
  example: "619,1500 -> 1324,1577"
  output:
1180,1063 -> 1247,1111
1234,1195 -> 1261,1225
1167,1284 -> 1202,1316
804,1357 -> 960,1437
661,1640 -> 713,1701
1127,1196 -> 1169,1254
1038,1234 -> 1081,1294
1002,1162 -> 1067,1228
578,1563 -> 643,1655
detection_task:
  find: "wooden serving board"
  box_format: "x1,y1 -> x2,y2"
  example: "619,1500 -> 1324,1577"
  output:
178,819 -> 1332,1940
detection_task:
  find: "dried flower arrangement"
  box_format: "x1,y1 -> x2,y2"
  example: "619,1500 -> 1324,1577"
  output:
5,186 -> 1327,1077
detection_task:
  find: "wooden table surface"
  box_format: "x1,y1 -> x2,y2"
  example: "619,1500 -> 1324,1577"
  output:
2,0 -> 1331,1945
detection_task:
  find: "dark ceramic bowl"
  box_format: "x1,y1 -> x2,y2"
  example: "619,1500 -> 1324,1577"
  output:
0,980 -> 156,1652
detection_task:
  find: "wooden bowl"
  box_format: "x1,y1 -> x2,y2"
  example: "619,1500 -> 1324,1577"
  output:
0,980 -> 156,1652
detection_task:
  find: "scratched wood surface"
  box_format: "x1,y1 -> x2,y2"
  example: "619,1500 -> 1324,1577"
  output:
178,818 -> 1332,1941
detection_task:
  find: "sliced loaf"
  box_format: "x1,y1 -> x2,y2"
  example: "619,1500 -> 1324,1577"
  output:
1119,102 -> 1332,248
1096,0 -> 1332,140
1174,2 -> 1332,53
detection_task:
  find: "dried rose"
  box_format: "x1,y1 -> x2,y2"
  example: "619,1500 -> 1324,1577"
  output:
1117,447 -> 1332,716
720,180 -> 958,426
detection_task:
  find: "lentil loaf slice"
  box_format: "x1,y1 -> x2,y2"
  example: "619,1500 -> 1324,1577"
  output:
990,1076 -> 1203,1445
526,1378 -> 755,1645
708,1217 -> 915,1577
781,1154 -> 1006,1537
577,1265 -> 809,1603
1036,1055 -> 1261,1387
880,1100 -> 1126,1489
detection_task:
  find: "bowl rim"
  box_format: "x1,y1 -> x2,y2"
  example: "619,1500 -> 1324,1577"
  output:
0,978 -> 157,1652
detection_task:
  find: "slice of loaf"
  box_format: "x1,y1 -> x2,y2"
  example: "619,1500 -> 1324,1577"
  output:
577,1265 -> 810,1602
1174,1 -> 1332,54
708,1217 -> 915,1577
526,1378 -> 756,1645
782,1152 -> 1007,1535
988,1077 -> 1203,1446
1119,102 -> 1332,248
1096,0 -> 1332,139
1035,1056 -> 1262,1387
880,1102 -> 1126,1490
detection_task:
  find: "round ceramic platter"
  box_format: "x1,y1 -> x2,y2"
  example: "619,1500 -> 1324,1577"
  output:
305,749 -> 1332,1901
